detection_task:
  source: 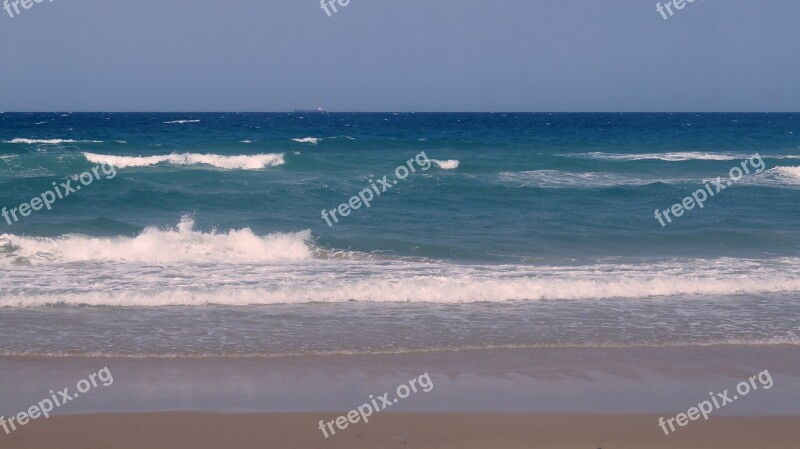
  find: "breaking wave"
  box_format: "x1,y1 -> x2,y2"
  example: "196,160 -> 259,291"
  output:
83,152 -> 285,170
0,216 -> 313,265
432,159 -> 460,170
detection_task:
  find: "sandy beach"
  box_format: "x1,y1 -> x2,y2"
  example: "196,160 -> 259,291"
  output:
2,346 -> 798,448
2,412 -> 798,449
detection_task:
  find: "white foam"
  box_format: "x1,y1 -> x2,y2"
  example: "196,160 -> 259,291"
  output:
772,166 -> 800,181
432,159 -> 460,170
5,138 -> 103,144
2,244 -> 800,305
292,137 -> 320,144
83,152 -> 285,170
499,170 -> 655,188
741,166 -> 800,188
164,120 -> 200,124
3,267 -> 800,306
575,152 -> 745,161
0,216 -> 313,265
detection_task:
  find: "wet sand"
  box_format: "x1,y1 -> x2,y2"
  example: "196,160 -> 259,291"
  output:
1,346 -> 798,447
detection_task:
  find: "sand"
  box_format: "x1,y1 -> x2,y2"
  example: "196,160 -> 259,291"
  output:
2,346 -> 799,448
2,412 -> 799,449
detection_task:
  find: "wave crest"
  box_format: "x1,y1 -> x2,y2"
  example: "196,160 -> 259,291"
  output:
499,170 -> 655,188
83,152 -> 285,170
432,159 -> 460,170
5,138 -> 103,144
771,166 -> 800,182
737,166 -> 800,188
0,216 -> 313,264
292,137 -> 320,144
571,152 -> 745,161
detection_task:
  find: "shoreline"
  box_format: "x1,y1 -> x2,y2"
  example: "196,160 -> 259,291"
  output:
2,346 -> 798,416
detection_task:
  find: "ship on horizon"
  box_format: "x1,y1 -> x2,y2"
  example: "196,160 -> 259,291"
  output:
294,107 -> 326,113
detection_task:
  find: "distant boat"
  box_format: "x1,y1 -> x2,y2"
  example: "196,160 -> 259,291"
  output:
294,107 -> 326,113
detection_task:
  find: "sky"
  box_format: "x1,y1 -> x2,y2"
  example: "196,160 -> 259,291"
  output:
0,0 -> 798,112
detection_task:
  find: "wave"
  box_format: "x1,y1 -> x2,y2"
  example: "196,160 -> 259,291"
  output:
773,166 -> 800,181
740,166 -> 800,188
83,152 -> 285,170
2,270 -> 800,306
569,152 -> 800,162
0,216 -> 313,265
163,120 -> 200,124
292,137 -> 320,144
2,227 -> 800,304
501,167 -> 800,189
569,152 -> 745,161
499,170 -> 657,188
432,159 -> 460,170
4,138 -> 103,144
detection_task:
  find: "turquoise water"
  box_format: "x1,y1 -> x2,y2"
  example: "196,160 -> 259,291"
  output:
0,113 -> 798,355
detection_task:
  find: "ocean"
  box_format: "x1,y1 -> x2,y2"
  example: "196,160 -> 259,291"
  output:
1,112 -> 798,357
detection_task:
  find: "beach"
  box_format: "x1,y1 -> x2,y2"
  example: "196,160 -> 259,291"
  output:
2,346 -> 799,447
5,413 -> 800,449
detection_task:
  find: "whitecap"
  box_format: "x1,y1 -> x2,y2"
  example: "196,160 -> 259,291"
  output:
83,152 -> 285,170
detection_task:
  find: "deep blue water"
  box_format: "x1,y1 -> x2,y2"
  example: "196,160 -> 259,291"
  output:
2,113 -> 799,259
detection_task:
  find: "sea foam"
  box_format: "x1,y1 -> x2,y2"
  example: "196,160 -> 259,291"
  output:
432,159 -> 460,170
499,170 -> 655,188
572,152 -> 745,161
0,216 -> 313,264
2,268 -> 800,306
5,138 -> 103,144
292,137 -> 321,144
163,120 -> 200,124
83,152 -> 285,170
740,166 -> 800,188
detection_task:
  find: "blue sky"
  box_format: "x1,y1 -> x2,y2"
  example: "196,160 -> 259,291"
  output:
0,0 -> 797,111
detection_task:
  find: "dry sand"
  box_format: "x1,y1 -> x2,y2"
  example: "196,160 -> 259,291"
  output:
2,412 -> 798,449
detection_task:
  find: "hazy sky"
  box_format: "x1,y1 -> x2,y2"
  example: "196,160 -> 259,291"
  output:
0,0 -> 797,112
